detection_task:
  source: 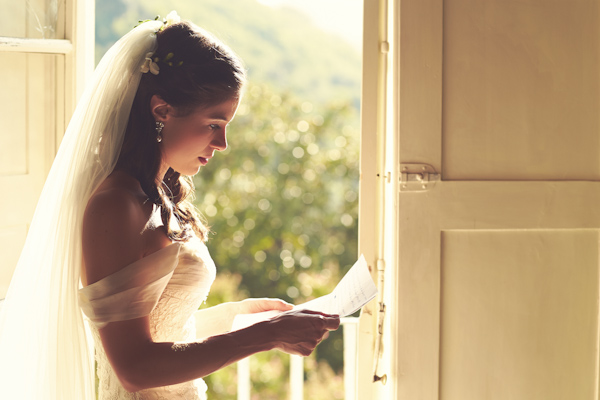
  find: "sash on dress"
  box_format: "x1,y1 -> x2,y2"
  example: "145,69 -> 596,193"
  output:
78,243 -> 182,328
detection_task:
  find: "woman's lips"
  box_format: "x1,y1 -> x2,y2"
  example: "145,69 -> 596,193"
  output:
198,157 -> 209,165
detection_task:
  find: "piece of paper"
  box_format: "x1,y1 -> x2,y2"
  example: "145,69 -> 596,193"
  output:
231,254 -> 377,331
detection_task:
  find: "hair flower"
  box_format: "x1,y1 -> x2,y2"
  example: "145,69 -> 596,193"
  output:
164,11 -> 181,27
141,52 -> 160,75
136,11 -> 181,32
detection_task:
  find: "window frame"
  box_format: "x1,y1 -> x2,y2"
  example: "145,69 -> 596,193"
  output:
0,0 -> 94,301
356,0 -> 390,398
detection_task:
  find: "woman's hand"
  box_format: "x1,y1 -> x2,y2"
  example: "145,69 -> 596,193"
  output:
235,298 -> 293,315
231,299 -> 340,357
266,309 -> 340,357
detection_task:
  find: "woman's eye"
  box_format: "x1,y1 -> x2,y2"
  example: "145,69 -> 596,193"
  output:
209,124 -> 220,130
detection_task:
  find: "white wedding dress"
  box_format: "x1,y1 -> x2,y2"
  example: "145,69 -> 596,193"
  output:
78,237 -> 216,400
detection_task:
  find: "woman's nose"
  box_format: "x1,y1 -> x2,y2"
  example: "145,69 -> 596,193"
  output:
212,129 -> 228,151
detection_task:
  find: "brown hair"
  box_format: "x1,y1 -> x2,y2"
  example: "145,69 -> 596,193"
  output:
116,21 -> 246,242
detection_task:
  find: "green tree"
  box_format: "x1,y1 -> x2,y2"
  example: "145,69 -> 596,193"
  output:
196,83 -> 359,399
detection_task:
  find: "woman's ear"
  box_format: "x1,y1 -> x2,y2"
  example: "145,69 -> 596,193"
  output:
150,95 -> 172,122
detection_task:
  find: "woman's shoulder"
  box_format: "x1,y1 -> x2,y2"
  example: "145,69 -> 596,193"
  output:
82,172 -> 154,286
85,173 -> 150,231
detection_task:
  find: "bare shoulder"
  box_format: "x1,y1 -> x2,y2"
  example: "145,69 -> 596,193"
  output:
82,175 -> 150,286
84,181 -> 148,232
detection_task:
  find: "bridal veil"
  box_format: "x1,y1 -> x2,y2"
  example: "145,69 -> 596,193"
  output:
0,19 -> 164,399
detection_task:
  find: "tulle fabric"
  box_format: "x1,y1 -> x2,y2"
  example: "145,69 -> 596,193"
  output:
0,20 -> 163,399
79,243 -> 182,328
81,237 -> 215,399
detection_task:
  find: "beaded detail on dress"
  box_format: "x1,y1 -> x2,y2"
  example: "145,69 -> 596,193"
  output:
80,237 -> 216,400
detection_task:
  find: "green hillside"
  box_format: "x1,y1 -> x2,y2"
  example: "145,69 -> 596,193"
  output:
96,0 -> 361,106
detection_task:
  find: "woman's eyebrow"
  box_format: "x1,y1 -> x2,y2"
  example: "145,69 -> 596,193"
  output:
208,115 -> 228,122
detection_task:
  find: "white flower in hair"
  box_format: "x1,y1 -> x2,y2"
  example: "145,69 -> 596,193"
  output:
165,10 -> 181,26
141,52 -> 160,75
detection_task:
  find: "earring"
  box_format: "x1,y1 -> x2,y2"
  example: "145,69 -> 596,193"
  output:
155,121 -> 164,143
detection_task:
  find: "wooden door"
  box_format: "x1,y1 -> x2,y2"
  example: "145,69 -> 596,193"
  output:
0,0 -> 64,298
0,52 -> 59,298
0,0 -> 93,300
391,0 -> 600,398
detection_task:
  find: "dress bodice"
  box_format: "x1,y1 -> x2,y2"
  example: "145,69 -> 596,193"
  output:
78,237 -> 216,400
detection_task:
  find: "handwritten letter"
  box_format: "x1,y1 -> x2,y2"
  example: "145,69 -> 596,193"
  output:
231,254 -> 377,331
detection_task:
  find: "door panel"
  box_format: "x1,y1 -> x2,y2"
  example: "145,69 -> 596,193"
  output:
0,53 -> 58,298
394,0 -> 600,398
442,0 -> 600,181
397,183 -> 600,399
0,53 -> 27,175
440,230 -> 599,399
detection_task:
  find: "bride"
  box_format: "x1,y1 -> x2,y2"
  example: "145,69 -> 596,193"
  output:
0,12 -> 339,400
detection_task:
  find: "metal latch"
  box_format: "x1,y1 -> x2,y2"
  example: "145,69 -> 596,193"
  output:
400,164 -> 440,192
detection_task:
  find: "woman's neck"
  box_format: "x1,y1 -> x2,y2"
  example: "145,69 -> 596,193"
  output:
157,162 -> 169,183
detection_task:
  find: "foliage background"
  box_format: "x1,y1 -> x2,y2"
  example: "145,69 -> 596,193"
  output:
96,1 -> 361,398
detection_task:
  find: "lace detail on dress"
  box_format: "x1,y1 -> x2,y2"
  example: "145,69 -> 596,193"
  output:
84,238 -> 215,400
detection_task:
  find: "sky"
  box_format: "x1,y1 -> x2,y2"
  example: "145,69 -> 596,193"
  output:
256,0 -> 363,52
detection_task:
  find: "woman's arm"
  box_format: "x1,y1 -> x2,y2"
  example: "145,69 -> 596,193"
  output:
99,309 -> 339,392
82,185 -> 339,393
194,299 -> 293,339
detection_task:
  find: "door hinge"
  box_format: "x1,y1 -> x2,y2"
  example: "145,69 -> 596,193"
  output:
400,163 -> 440,192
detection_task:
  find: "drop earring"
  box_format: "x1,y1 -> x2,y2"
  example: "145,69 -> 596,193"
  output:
155,121 -> 164,143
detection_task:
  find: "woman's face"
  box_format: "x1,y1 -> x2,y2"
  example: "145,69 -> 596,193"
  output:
155,97 -> 239,176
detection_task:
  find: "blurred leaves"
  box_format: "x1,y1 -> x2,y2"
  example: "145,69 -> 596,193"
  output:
197,83 -> 359,399
196,82 -> 359,307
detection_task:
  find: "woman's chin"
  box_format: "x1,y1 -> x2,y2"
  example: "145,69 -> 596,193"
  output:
189,165 -> 203,176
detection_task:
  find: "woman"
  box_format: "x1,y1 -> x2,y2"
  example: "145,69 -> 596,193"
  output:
0,13 -> 338,400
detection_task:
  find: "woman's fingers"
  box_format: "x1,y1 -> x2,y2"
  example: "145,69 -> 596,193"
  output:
286,309 -> 340,329
323,314 -> 340,330
260,298 -> 293,311
297,309 -> 336,316
306,311 -> 340,332
269,310 -> 341,356
239,298 -> 294,314
299,310 -> 340,328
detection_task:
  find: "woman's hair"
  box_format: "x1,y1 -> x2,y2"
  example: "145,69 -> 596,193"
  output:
116,21 -> 246,242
